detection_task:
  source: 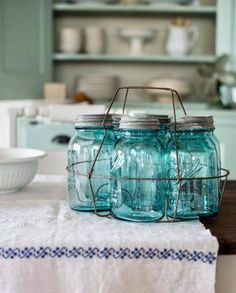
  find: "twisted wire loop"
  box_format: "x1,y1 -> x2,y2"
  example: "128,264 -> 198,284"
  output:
0,247 -> 217,264
67,86 -> 230,221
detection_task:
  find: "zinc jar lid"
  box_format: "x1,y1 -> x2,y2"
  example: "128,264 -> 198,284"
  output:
75,114 -> 113,127
171,115 -> 215,130
131,113 -> 170,124
119,115 -> 160,130
112,114 -> 124,129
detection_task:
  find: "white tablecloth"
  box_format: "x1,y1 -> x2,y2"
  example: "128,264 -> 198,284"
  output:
0,175 -> 218,293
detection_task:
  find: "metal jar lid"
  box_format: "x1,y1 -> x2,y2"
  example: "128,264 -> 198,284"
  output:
119,115 -> 160,130
156,115 -> 171,125
131,113 -> 170,125
75,114 -> 113,128
112,114 -> 124,129
171,115 -> 215,131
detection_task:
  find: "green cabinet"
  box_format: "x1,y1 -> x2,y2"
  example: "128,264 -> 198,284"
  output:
0,0 -> 52,99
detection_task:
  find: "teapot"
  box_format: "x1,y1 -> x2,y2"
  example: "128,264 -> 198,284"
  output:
166,18 -> 199,56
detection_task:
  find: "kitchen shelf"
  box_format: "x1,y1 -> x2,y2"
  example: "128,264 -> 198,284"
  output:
53,53 -> 216,63
53,4 -> 217,16
51,0 -> 228,103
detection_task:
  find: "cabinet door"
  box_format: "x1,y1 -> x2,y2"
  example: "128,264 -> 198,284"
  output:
0,0 -> 52,99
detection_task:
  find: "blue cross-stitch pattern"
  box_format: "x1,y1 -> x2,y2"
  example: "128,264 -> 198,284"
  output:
0,247 -> 217,264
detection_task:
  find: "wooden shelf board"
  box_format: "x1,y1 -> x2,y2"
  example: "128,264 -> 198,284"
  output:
53,53 -> 216,63
53,4 -> 217,15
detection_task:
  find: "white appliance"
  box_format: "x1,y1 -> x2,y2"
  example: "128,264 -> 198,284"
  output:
8,104 -> 106,175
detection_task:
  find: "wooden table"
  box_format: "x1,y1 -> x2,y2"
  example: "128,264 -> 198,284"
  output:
201,181 -> 236,255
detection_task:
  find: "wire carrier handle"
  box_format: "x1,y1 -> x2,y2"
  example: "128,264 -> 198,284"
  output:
89,86 -> 187,182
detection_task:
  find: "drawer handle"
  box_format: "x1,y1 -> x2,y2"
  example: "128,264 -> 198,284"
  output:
52,135 -> 70,145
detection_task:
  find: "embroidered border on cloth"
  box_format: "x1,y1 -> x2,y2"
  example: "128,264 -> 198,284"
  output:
0,247 -> 216,263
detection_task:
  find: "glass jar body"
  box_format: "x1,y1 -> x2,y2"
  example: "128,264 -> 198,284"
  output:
111,129 -> 164,222
113,128 -> 122,141
159,124 -> 171,148
166,129 -> 219,219
67,127 -> 114,211
209,130 -> 221,173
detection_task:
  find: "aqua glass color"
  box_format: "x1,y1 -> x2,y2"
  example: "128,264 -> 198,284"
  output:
131,113 -> 170,148
67,114 -> 115,212
158,116 -> 171,148
112,114 -> 123,141
207,124 -> 222,201
209,130 -> 221,173
166,116 -> 219,219
111,116 -> 164,222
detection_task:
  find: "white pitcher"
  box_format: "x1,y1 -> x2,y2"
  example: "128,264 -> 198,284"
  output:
166,25 -> 199,56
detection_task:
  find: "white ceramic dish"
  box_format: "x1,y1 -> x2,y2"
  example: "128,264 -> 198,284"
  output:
146,78 -> 192,100
0,148 -> 46,194
118,27 -> 155,39
118,27 -> 156,55
74,0 -> 116,4
76,74 -> 119,101
141,0 -> 191,5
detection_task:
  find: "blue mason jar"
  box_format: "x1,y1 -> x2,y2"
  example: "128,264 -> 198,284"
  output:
111,116 -> 164,222
177,115 -> 221,174
131,113 -> 170,148
67,114 -> 115,211
166,115 -> 220,219
207,116 -> 221,174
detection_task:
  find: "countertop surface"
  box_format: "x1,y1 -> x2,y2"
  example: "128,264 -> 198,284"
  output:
201,181 -> 236,255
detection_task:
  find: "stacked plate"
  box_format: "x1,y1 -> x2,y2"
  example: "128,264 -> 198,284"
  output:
76,74 -> 119,101
73,0 -> 117,4
146,78 -> 193,101
141,0 -> 192,5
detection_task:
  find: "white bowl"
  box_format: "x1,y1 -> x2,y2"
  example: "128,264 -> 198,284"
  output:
0,148 -> 46,194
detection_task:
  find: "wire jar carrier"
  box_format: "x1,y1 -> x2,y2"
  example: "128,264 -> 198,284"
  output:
67,86 -> 230,221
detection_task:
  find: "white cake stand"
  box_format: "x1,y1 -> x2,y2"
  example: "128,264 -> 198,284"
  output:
118,28 -> 156,55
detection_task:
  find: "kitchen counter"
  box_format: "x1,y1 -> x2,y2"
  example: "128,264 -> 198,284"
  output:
201,181 -> 236,255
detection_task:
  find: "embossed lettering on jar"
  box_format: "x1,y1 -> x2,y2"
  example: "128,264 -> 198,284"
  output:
67,114 -> 115,211
166,116 -> 220,219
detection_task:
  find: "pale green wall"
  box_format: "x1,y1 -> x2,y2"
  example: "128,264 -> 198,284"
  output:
0,0 -> 52,99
